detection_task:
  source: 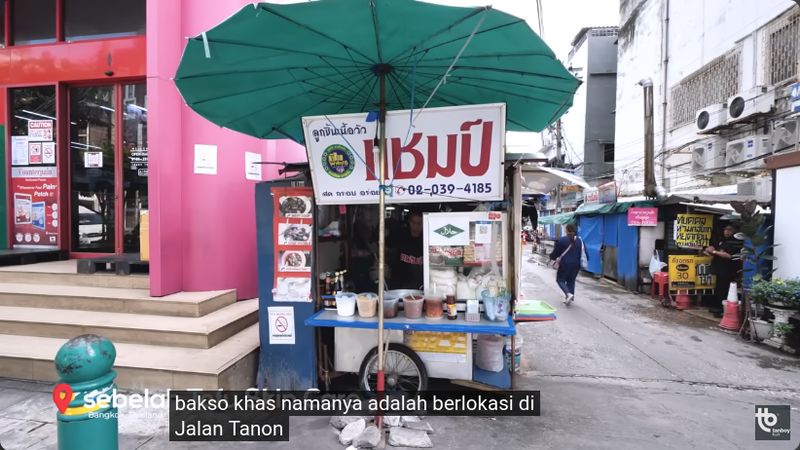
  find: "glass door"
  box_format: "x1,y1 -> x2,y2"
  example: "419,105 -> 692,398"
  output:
122,83 -> 148,253
69,86 -> 116,253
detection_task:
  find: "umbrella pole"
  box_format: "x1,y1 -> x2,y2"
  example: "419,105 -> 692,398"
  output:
376,72 -> 387,429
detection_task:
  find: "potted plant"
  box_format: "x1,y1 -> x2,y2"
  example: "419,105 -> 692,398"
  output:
749,278 -> 774,342
761,278 -> 800,351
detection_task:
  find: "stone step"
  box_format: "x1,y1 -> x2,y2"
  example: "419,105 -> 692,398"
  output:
0,324 -> 260,390
0,283 -> 235,317
0,300 -> 258,349
0,260 -> 149,289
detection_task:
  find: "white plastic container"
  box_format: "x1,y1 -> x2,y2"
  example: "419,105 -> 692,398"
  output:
335,292 -> 357,317
475,335 -> 505,372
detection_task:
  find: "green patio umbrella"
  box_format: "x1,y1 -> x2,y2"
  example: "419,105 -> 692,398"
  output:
175,0 -> 578,401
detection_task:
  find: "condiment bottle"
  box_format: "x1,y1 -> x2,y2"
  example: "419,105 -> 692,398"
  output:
446,295 -> 457,320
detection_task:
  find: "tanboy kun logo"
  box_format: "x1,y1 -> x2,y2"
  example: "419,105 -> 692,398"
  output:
433,224 -> 464,239
755,405 -> 790,440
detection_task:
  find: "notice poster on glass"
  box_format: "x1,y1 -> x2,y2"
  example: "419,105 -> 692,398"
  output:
11,137 -> 29,166
42,142 -> 56,164
272,186 -> 314,302
84,152 -> 103,168
11,166 -> 60,248
28,142 -> 43,164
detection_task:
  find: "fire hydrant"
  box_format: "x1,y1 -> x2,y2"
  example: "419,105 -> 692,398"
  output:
54,334 -> 118,450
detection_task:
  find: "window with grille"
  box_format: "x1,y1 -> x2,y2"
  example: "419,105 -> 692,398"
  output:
669,50 -> 741,127
762,10 -> 800,86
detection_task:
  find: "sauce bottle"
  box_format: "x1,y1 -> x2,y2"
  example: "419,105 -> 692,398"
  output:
446,295 -> 457,320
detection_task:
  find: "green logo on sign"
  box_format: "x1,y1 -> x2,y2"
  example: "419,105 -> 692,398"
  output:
321,144 -> 355,179
433,224 -> 464,238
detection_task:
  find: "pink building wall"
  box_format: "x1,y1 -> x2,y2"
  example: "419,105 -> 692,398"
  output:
147,0 -> 305,299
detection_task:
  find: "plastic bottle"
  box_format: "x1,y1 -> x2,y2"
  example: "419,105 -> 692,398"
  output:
446,295 -> 457,320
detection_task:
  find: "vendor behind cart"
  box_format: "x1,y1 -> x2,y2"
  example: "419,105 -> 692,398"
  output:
391,209 -> 424,289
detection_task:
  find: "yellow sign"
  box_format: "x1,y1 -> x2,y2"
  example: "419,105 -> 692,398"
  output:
668,255 -> 715,290
404,331 -> 468,355
674,214 -> 713,249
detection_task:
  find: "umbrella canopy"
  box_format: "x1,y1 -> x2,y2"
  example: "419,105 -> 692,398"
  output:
174,0 -> 579,143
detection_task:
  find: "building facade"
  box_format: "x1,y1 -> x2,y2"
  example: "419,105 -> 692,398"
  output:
560,27 -> 619,185
614,0 -> 800,198
1,0 -> 304,299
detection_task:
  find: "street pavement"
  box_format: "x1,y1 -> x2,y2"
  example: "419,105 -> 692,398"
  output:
1,254 -> 799,449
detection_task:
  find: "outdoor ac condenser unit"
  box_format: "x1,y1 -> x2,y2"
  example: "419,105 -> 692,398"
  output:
726,87 -> 775,124
771,118 -> 800,153
737,175 -> 772,202
695,103 -> 727,132
725,135 -> 771,173
690,136 -> 727,174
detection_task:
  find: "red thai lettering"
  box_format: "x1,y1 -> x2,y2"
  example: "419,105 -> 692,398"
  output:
390,133 -> 424,179
426,134 -> 457,178
460,119 -> 493,176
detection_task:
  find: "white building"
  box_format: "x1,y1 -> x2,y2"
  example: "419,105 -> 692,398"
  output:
615,0 -> 800,198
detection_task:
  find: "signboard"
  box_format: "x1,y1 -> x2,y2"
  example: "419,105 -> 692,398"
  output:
668,255 -> 714,290
627,207 -> 658,226
790,82 -> 800,113
427,215 -> 471,246
267,306 -> 295,344
583,187 -> 599,204
42,142 -> 56,164
11,167 -> 59,248
272,187 -> 313,302
27,120 -> 53,141
674,214 -> 713,249
598,181 -> 617,203
28,142 -> 43,164
303,103 -> 505,204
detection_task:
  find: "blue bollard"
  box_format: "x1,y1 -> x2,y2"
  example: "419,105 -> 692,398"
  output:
54,334 -> 118,450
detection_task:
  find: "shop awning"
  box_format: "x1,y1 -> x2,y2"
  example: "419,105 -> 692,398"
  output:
573,200 -> 657,216
538,212 -> 576,225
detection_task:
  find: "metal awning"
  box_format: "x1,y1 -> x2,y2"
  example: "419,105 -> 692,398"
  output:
538,212 -> 577,225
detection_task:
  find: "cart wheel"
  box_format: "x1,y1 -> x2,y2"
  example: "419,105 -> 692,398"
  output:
358,344 -> 428,395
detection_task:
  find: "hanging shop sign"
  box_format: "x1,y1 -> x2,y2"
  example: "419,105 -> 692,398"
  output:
303,103 -> 505,205
627,207 -> 658,226
598,181 -> 617,204
674,214 -> 713,249
11,167 -> 59,248
272,187 -> 314,302
668,255 -> 714,290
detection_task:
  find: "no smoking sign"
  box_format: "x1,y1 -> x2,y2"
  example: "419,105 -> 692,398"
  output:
268,306 -> 295,344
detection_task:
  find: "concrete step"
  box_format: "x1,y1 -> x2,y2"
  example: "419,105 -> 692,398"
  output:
0,324 -> 260,390
0,300 -> 258,349
0,283 -> 235,317
0,260 -> 149,289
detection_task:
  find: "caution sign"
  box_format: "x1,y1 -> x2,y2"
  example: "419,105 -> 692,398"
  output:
673,214 -> 713,249
668,255 -> 715,290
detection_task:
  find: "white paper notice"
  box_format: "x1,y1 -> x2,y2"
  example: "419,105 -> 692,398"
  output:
474,221 -> 493,244
245,152 -> 262,181
268,306 -> 295,344
11,137 -> 29,166
84,152 -> 103,168
194,144 -> 218,175
42,142 -> 56,164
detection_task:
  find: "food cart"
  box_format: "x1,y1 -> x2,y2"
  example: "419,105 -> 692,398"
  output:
256,104 -> 559,392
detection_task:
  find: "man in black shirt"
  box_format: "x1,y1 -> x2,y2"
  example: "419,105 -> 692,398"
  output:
705,225 -> 742,316
391,210 -> 424,289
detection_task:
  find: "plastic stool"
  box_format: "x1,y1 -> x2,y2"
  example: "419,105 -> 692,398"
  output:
651,272 -> 669,299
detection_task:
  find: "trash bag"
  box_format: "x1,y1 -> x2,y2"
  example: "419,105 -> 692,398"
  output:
649,250 -> 667,277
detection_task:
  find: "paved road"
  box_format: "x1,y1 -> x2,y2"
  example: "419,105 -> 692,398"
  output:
1,255 -> 799,449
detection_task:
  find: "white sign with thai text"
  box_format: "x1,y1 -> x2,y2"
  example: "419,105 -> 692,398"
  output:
303,103 -> 506,205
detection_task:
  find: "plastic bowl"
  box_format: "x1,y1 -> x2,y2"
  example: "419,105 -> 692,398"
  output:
424,295 -> 444,320
383,296 -> 400,318
402,294 -> 424,319
335,292 -> 357,317
356,292 -> 378,318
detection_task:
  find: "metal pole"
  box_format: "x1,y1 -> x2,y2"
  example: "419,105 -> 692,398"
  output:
376,73 -> 387,426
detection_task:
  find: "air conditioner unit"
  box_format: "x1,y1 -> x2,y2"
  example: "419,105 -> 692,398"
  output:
737,176 -> 772,202
771,118 -> 800,152
695,103 -> 727,132
691,137 -> 727,173
727,87 -> 775,123
725,135 -> 771,172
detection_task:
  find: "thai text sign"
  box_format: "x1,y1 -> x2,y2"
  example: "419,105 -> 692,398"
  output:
674,214 -> 713,249
668,255 -> 714,290
627,207 -> 658,226
303,103 -> 505,205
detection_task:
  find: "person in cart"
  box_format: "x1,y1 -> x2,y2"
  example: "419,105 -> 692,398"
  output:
390,209 -> 424,289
